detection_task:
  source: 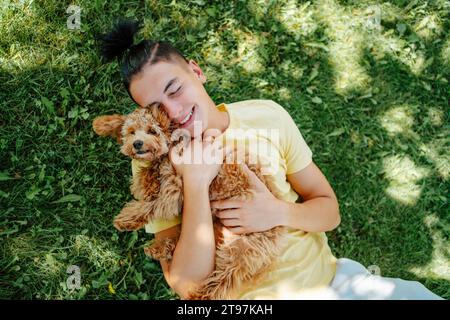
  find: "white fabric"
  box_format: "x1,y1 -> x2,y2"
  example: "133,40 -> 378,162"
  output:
329,258 -> 443,300
282,258 -> 443,300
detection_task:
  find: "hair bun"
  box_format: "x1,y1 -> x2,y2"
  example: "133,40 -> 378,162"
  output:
98,19 -> 142,62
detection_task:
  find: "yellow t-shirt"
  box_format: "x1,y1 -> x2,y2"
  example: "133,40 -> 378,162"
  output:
131,99 -> 337,299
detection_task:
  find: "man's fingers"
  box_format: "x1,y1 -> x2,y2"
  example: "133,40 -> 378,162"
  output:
220,218 -> 241,227
226,226 -> 246,235
211,200 -> 243,210
242,163 -> 266,191
214,209 -> 241,219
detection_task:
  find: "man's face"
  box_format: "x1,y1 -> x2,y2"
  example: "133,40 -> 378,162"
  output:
129,59 -> 214,138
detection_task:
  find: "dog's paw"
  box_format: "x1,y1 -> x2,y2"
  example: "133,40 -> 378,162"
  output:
113,207 -> 147,231
144,237 -> 177,261
113,219 -> 142,231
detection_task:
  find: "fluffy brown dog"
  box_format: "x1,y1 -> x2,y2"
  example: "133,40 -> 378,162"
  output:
92,106 -> 286,299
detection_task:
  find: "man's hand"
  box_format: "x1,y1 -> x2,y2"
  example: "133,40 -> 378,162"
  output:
211,164 -> 286,235
169,130 -> 232,186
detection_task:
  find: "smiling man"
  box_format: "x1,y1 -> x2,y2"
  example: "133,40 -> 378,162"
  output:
129,58 -> 229,138
98,19 -> 442,300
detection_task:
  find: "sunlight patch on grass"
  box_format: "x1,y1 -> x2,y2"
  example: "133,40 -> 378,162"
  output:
419,139 -> 450,181
36,252 -> 65,277
201,31 -> 227,66
413,13 -> 443,41
74,235 -> 120,270
275,0 -> 317,39
233,29 -> 266,74
315,0 -> 371,95
250,78 -> 276,95
379,104 -> 416,137
382,155 -> 431,205
328,36 -> 370,94
372,32 -> 427,76
441,37 -> 450,67
0,1 -> 72,72
7,234 -> 34,259
3,44 -> 49,72
278,87 -> 292,100
409,214 -> 450,281
279,59 -> 305,80
246,0 -> 270,21
426,107 -> 445,127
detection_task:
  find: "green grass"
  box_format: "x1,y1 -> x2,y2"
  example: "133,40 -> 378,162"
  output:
0,0 -> 449,299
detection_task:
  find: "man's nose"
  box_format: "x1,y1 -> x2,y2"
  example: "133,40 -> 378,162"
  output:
164,102 -> 184,120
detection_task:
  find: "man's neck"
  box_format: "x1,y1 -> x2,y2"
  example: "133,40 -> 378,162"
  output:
209,105 -> 230,134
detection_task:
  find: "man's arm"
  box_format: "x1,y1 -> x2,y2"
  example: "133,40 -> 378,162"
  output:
158,179 -> 215,299
211,161 -> 340,235
282,161 -> 341,232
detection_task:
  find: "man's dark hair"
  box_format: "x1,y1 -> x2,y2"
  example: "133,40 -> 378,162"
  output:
97,19 -> 189,103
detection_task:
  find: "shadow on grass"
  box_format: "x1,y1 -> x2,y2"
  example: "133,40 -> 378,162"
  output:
209,0 -> 449,297
1,0 -> 448,299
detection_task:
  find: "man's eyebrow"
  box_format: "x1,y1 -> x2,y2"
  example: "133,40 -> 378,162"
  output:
147,77 -> 178,108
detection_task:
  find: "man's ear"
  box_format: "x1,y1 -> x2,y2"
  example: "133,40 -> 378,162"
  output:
92,114 -> 126,144
188,59 -> 207,83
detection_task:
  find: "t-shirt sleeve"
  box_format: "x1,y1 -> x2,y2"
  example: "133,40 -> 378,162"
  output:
130,159 -> 182,234
276,104 -> 313,175
144,216 -> 182,234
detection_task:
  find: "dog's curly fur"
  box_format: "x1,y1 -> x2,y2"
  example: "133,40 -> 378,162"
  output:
93,106 -> 287,299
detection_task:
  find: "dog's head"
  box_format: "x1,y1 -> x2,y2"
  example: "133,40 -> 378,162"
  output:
93,105 -> 178,161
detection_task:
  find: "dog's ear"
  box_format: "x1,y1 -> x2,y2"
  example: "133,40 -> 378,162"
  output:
92,115 -> 126,144
148,105 -> 171,131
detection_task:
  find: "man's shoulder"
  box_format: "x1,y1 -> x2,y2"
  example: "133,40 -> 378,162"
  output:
226,99 -> 283,111
225,99 -> 287,125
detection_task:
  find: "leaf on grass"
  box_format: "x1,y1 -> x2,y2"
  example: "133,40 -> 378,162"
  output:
308,68 -> 319,83
0,172 -> 14,181
186,34 -> 195,42
0,225 -> 19,236
304,42 -> 329,52
311,96 -> 322,104
108,282 -> 116,294
0,190 -> 10,198
328,128 -> 345,137
51,194 -> 82,204
407,34 -> 420,43
68,109 -> 78,119
41,97 -> 55,114
422,81 -> 431,91
134,271 -> 143,287
60,88 -> 70,99
206,7 -> 217,17
26,186 -> 41,200
396,23 -> 407,35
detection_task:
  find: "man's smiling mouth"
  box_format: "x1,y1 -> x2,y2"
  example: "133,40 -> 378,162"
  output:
179,106 -> 195,126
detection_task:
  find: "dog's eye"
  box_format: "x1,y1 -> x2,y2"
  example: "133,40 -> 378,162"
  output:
147,127 -> 157,135
129,130 -> 135,135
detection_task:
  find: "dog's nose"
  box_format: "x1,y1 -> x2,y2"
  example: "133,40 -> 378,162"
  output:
133,140 -> 143,150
